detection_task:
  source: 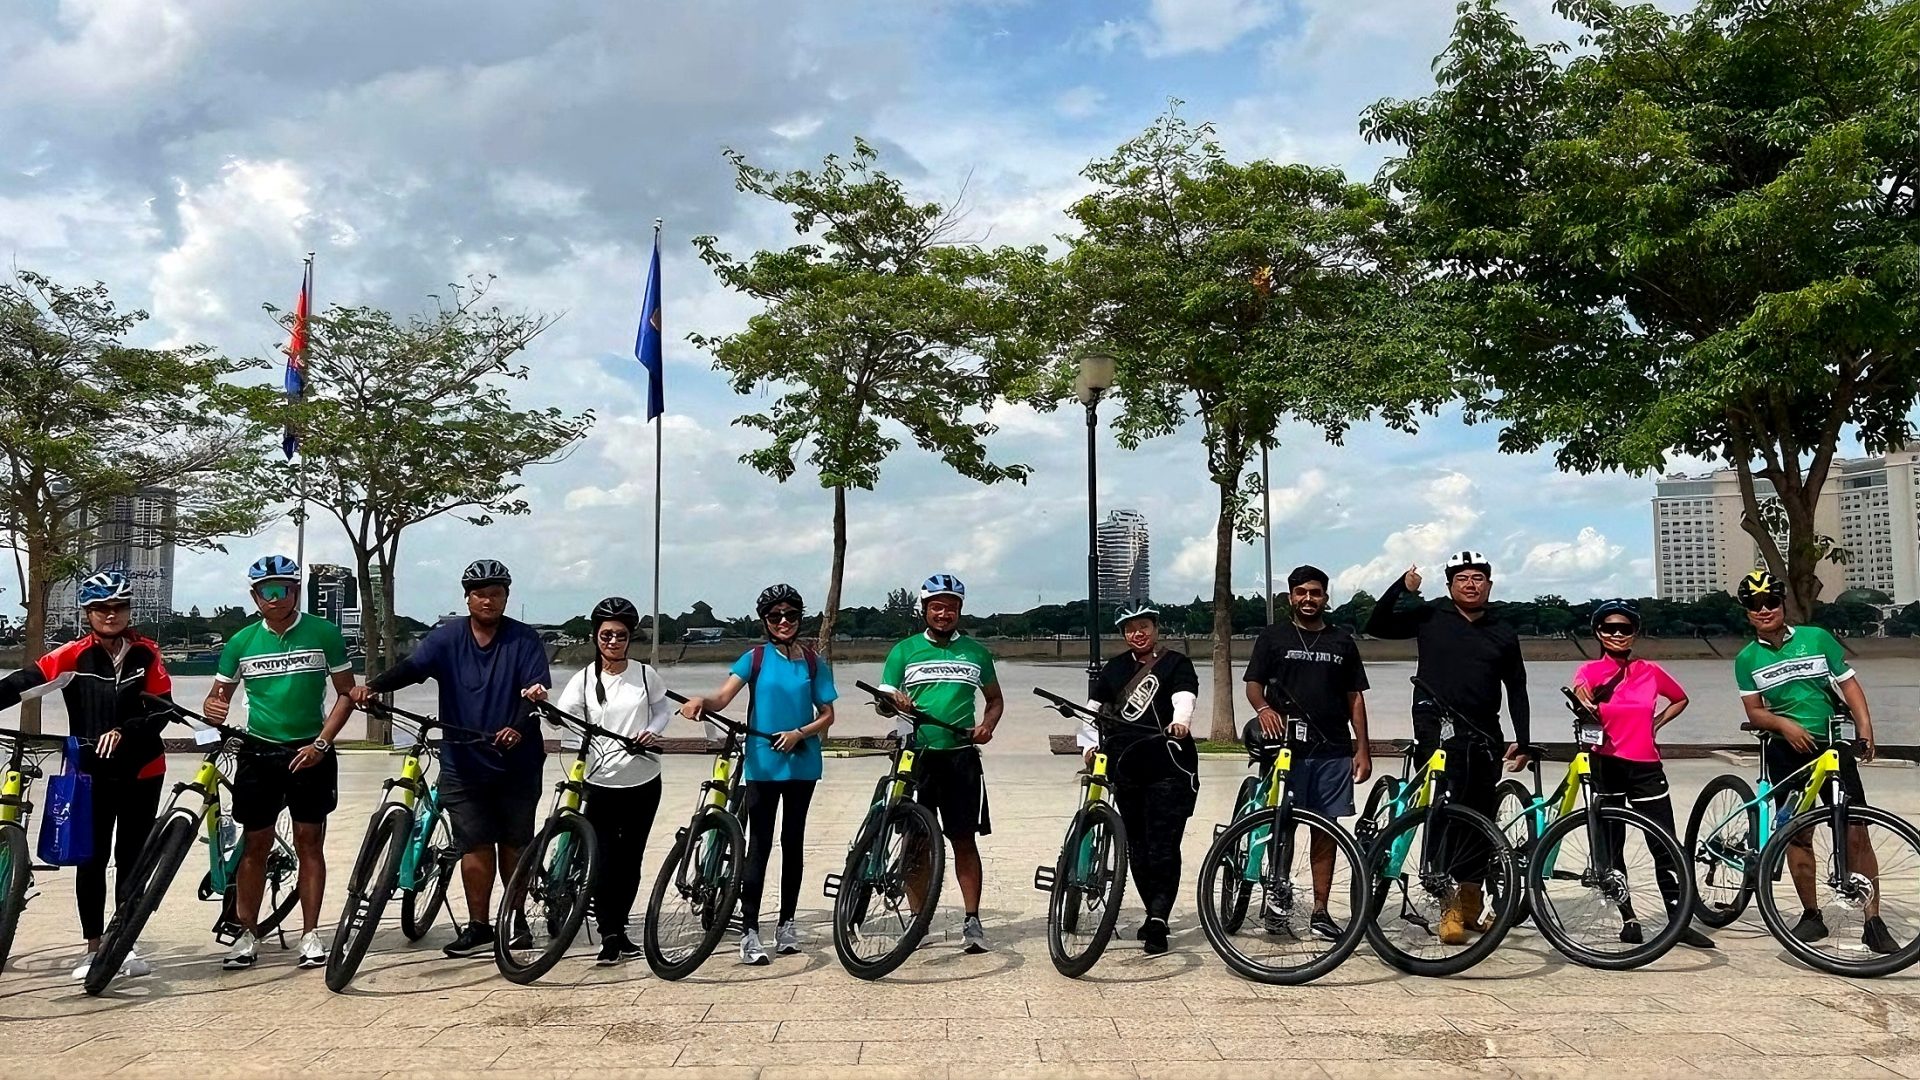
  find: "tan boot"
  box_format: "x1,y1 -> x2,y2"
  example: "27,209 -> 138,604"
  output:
1458,882 -> 1492,935
1437,890 -> 1471,946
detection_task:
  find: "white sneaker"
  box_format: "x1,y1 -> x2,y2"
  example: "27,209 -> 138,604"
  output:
222,930 -> 258,970
774,919 -> 801,955
71,953 -> 96,980
738,929 -> 770,966
961,915 -> 990,954
297,931 -> 326,969
119,947 -> 152,978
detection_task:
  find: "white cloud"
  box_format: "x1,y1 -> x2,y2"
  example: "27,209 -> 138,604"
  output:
1142,0 -> 1279,56
1333,470 -> 1482,595
1053,85 -> 1105,119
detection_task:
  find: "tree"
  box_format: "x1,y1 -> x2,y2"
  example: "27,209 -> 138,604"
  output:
691,140 -> 1045,650
265,279 -> 591,737
883,587 -> 916,617
1364,0 -> 1920,622
1046,109 -> 1455,739
0,270 -> 272,731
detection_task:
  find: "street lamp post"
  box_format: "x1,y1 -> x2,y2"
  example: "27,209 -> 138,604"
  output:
1077,352 -> 1115,698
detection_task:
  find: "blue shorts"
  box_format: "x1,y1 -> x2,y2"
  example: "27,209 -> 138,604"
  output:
1290,755 -> 1356,818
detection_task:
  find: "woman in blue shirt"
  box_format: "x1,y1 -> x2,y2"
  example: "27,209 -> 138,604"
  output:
679,584 -> 837,965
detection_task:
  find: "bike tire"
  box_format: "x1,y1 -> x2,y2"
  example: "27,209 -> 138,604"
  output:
1685,773 -> 1758,928
400,806 -> 455,942
832,799 -> 943,981
1528,804 -> 1691,971
253,808 -> 304,937
1215,776 -> 1262,935
0,823 -> 30,974
1047,801 -> 1129,978
1198,806 -> 1368,985
496,813 -> 599,984
643,808 -> 745,981
1363,802 -> 1518,977
1357,775 -> 1402,914
325,804 -> 412,992
1754,803 -> 1920,978
1496,778 -> 1537,926
87,809 -> 199,996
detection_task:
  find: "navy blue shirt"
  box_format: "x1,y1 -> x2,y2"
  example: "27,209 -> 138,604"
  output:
370,616 -> 551,781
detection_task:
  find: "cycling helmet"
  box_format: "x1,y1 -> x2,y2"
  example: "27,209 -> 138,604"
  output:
590,596 -> 640,630
919,573 -> 966,603
1590,598 -> 1640,630
461,559 -> 512,589
1114,601 -> 1159,627
247,555 -> 301,585
1737,568 -> 1782,602
77,570 -> 134,607
1444,550 -> 1492,580
755,583 -> 804,618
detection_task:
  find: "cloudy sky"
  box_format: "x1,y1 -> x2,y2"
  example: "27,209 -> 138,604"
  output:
5,0 -> 1722,624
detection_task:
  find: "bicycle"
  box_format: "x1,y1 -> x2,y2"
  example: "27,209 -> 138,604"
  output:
641,690 -> 763,981
1030,687 -> 1131,978
494,699 -> 656,983
85,696 -> 305,996
1194,693 -> 1368,985
1686,716 -> 1920,977
1494,690 -> 1694,969
325,700 -> 494,992
0,673 -> 79,973
1355,677 -> 1521,976
821,680 -> 970,980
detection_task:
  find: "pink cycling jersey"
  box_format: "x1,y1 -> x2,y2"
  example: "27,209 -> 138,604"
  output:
1572,657 -> 1686,763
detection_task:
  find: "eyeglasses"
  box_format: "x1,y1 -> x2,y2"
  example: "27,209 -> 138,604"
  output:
597,631 -> 630,643
86,603 -> 131,616
254,583 -> 293,602
1745,596 -> 1785,612
1451,574 -> 1489,585
1596,623 -> 1636,636
765,610 -> 801,625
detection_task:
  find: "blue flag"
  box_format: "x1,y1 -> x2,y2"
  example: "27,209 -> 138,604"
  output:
635,232 -> 664,420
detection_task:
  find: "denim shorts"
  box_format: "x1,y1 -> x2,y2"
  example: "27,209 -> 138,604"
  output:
1290,754 -> 1356,819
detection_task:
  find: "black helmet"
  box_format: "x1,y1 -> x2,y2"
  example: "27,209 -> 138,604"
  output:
590,596 -> 640,630
1590,598 -> 1640,631
756,583 -> 804,618
461,559 -> 512,590
1737,568 -> 1783,602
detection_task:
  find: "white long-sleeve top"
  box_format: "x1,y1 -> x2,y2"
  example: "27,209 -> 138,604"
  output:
553,662 -> 673,787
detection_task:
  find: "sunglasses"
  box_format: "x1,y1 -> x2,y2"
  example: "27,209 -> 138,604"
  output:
597,631 -> 630,643
254,583 -> 293,602
1745,596 -> 1785,612
86,603 -> 132,616
1596,623 -> 1636,636
765,610 -> 801,625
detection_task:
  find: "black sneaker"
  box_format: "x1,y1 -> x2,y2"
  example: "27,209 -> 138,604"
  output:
1310,910 -> 1342,941
1791,910 -> 1829,943
1863,916 -> 1899,955
503,912 -> 533,951
1619,920 -> 1644,945
1678,926 -> 1717,950
595,939 -> 622,966
443,923 -> 496,958
610,931 -> 644,961
1141,917 -> 1169,955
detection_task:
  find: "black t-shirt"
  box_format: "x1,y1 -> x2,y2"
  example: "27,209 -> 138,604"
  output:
1091,648 -> 1199,785
1242,623 -> 1369,757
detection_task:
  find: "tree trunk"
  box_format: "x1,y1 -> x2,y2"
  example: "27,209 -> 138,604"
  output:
1209,476 -> 1237,743
816,484 -> 847,657
1731,453 -> 1824,623
350,544 -> 389,744
19,531 -> 50,735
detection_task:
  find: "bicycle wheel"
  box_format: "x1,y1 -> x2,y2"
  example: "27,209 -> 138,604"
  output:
1685,774 -> 1758,928
400,806 -> 455,941
1528,804 -> 1691,970
1364,802 -> 1518,976
1496,778 -> 1538,926
833,799 -> 944,980
643,809 -> 744,980
1754,803 -> 1920,977
0,823 -> 29,974
1356,776 -> 1402,913
1198,806 -> 1367,985
1047,801 -> 1128,978
496,813 -> 599,984
326,804 -> 411,992
256,808 -> 304,937
87,809 -> 199,996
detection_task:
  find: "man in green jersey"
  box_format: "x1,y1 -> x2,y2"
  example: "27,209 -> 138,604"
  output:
203,556 -> 358,970
881,573 -> 1004,954
1733,568 -> 1893,954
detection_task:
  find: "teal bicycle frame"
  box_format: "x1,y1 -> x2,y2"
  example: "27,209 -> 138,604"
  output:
1697,719 -> 1856,879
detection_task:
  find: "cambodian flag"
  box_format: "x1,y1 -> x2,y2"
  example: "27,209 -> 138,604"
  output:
282,259 -> 311,460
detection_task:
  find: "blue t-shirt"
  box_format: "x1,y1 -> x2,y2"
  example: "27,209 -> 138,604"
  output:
730,645 -> 837,782
373,616 -> 551,781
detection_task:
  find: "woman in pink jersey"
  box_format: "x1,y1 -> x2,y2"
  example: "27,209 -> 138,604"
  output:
1571,599 -> 1714,949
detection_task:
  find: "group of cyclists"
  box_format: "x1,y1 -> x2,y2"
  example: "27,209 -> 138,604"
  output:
1,544 -> 1900,985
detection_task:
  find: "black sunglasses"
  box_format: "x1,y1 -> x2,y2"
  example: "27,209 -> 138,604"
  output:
597,630 -> 630,642
1744,596 -> 1785,612
764,610 -> 801,624
1596,622 -> 1636,635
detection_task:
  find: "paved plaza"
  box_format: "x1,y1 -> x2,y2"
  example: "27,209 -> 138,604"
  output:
3,720 -> 1918,1079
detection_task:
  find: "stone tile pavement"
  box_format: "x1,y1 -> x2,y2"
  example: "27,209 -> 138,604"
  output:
2,735 -> 1917,1078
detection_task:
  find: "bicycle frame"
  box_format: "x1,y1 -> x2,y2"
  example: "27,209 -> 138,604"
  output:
1377,744 -> 1452,879
1700,743 -> 1847,878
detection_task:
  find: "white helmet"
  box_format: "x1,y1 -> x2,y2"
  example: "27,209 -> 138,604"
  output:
1444,551 -> 1492,580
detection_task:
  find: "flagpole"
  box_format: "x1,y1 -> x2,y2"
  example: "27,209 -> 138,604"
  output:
650,219 -> 664,669
1261,441 -> 1274,625
295,252 -> 314,570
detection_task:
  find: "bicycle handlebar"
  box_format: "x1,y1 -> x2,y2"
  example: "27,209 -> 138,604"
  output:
355,698 -> 497,746
852,680 -> 973,735
139,693 -> 296,754
530,699 -> 659,759
662,690 -> 780,743
1032,686 -> 1100,721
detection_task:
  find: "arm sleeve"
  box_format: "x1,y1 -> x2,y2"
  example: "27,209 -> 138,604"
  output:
878,642 -> 905,693
1243,632 -> 1273,684
642,666 -> 674,736
1170,690 -> 1197,727
554,669 -> 589,719
213,637 -> 242,684
366,654 -> 428,695
1820,629 -> 1854,681
1503,637 -> 1531,746
127,649 -> 176,736
1364,579 -> 1425,639
1076,706 -> 1099,751
1652,663 -> 1686,703
516,633 -> 551,732
812,659 -> 839,706
1346,639 -> 1370,692
1169,653 -> 1201,696
978,647 -> 999,688
0,666 -> 47,712
323,624 -> 351,674
1733,653 -> 1759,695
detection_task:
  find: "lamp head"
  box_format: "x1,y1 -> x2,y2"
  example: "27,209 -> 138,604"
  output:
1075,352 -> 1115,405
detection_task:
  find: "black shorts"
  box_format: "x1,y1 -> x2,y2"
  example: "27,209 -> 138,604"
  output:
441,769 -> 544,853
232,747 -> 337,830
1764,738 -> 1867,810
914,747 -> 991,841
1590,755 -> 1672,806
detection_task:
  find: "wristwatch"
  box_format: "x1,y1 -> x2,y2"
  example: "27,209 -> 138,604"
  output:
311,738 -> 332,753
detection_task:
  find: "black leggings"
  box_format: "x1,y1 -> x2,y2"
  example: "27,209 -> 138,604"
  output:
1590,755 -> 1687,912
583,780 -> 661,936
78,772 -> 164,941
739,779 -> 816,931
1117,777 -> 1192,923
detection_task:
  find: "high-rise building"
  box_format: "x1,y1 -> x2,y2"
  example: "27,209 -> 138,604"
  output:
307,563 -> 358,624
1653,446 -> 1919,604
50,486 -> 177,633
1096,509 -> 1151,606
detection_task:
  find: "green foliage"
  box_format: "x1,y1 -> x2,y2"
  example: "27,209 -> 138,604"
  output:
1365,0 -> 1920,620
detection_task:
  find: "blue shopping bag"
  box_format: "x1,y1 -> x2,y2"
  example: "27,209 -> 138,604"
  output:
36,738 -> 94,866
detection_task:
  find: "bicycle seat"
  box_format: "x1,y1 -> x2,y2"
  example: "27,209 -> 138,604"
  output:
1520,744 -> 1549,760
1739,722 -> 1766,736
1390,739 -> 1417,755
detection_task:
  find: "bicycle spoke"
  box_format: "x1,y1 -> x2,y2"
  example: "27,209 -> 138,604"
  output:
1759,807 -> 1920,972
1203,812 -> 1361,981
1535,809 -> 1681,964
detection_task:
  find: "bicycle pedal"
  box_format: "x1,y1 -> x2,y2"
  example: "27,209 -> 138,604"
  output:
212,920 -> 244,945
1032,866 -> 1056,893
822,873 -> 842,900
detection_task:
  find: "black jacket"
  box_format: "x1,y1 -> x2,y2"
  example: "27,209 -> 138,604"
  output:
1365,579 -> 1530,747
0,633 -> 174,779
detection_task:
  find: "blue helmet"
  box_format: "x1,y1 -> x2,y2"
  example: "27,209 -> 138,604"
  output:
919,573 -> 966,603
248,555 -> 301,585
1591,598 -> 1640,630
77,570 -> 134,607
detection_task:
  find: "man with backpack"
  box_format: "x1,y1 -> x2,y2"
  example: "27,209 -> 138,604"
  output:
678,583 -> 838,965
